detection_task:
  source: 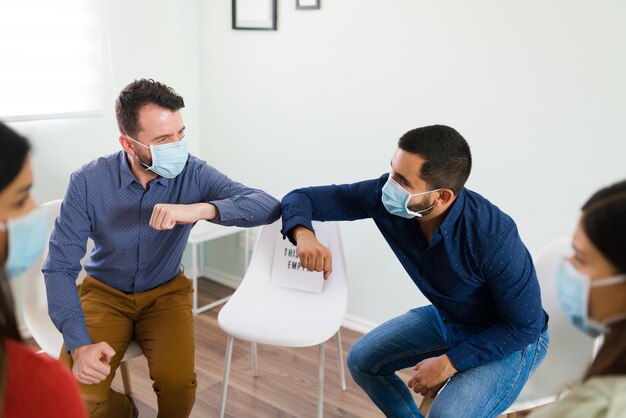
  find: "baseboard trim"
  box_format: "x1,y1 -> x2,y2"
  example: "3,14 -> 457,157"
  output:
341,314 -> 379,334
201,267 -> 242,289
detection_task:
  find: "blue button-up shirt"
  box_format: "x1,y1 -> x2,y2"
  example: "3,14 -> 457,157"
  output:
281,173 -> 548,372
44,151 -> 280,350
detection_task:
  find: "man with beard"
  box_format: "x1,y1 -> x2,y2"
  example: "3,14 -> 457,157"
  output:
280,125 -> 549,417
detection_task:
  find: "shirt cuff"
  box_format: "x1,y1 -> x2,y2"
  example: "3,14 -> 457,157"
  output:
280,216 -> 314,245
62,319 -> 93,352
445,346 -> 478,372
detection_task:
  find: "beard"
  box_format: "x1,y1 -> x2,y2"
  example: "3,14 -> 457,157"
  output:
133,145 -> 153,167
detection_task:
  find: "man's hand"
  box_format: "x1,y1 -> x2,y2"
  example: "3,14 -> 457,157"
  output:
149,203 -> 218,230
293,226 -> 333,280
70,342 -> 116,385
407,355 -> 457,398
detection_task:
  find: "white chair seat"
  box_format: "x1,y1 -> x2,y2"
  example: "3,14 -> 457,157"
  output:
219,275 -> 346,348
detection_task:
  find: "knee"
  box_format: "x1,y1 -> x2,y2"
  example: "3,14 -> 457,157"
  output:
347,339 -> 373,379
152,369 -> 197,396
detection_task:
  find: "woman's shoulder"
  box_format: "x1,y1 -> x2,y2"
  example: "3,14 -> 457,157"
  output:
527,376 -> 626,418
5,339 -> 86,418
7,339 -> 70,375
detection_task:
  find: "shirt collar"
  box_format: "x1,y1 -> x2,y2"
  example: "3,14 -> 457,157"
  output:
118,151 -> 171,189
119,151 -> 136,189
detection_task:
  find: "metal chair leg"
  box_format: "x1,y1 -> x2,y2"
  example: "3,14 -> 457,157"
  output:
191,243 -> 198,313
318,342 -> 325,418
335,329 -> 346,390
120,361 -> 132,395
219,335 -> 235,418
251,342 -> 258,377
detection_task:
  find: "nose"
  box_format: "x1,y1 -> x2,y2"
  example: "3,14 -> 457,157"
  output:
25,196 -> 38,212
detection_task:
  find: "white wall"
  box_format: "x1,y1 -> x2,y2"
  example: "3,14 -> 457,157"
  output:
199,0 -> 626,325
7,0 -> 626,330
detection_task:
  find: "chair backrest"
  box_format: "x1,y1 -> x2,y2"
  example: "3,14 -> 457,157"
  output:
506,237 -> 599,411
219,219 -> 348,347
22,199 -> 93,357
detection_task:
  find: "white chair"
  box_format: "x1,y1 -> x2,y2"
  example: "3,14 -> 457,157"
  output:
23,199 -> 143,395
420,237 -> 600,417
218,220 -> 348,418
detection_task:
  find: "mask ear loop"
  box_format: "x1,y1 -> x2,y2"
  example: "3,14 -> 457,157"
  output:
406,189 -> 442,217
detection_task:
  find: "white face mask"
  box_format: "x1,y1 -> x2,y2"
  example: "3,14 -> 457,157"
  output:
127,136 -> 189,178
556,259 -> 626,337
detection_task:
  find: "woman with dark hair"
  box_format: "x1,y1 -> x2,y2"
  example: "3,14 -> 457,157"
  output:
529,180 -> 626,417
0,122 -> 86,417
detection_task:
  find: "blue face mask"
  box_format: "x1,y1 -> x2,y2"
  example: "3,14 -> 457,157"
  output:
128,136 -> 189,179
556,259 -> 626,338
381,176 -> 441,219
0,206 -> 48,278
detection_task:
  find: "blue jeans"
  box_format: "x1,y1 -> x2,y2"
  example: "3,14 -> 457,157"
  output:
347,305 -> 549,418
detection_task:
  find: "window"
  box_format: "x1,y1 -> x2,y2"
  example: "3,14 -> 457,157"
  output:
0,0 -> 107,121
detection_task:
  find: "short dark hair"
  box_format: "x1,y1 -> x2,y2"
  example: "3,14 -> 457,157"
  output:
581,180 -> 626,274
115,79 -> 185,137
397,125 -> 472,194
0,123 -> 31,192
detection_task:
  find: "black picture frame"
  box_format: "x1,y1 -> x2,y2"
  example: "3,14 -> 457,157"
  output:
232,0 -> 277,31
296,0 -> 320,10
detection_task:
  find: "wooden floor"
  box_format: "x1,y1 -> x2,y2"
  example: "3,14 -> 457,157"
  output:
105,278 -> 420,418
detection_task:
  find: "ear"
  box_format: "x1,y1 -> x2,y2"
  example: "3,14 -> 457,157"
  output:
119,135 -> 136,156
437,189 -> 455,205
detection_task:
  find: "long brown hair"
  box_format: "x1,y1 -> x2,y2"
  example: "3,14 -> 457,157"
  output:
581,180 -> 626,380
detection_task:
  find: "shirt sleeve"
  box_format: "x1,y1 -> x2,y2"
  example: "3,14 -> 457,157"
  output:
197,164 -> 280,227
446,226 -> 547,372
42,171 -> 93,351
280,178 -> 383,244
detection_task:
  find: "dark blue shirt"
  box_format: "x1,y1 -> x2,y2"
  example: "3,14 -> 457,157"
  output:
281,173 -> 548,372
44,151 -> 280,351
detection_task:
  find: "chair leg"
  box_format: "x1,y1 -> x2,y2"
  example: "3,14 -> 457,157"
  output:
219,335 -> 235,418
191,243 -> 198,314
120,361 -> 132,396
420,396 -> 434,416
335,329 -> 346,390
251,342 -> 258,377
318,342 -> 325,418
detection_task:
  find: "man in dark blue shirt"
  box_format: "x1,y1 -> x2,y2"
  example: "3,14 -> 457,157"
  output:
43,79 -> 280,418
281,125 -> 549,417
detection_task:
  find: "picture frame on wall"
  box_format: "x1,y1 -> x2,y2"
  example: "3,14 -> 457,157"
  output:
232,0 -> 277,30
296,0 -> 320,10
